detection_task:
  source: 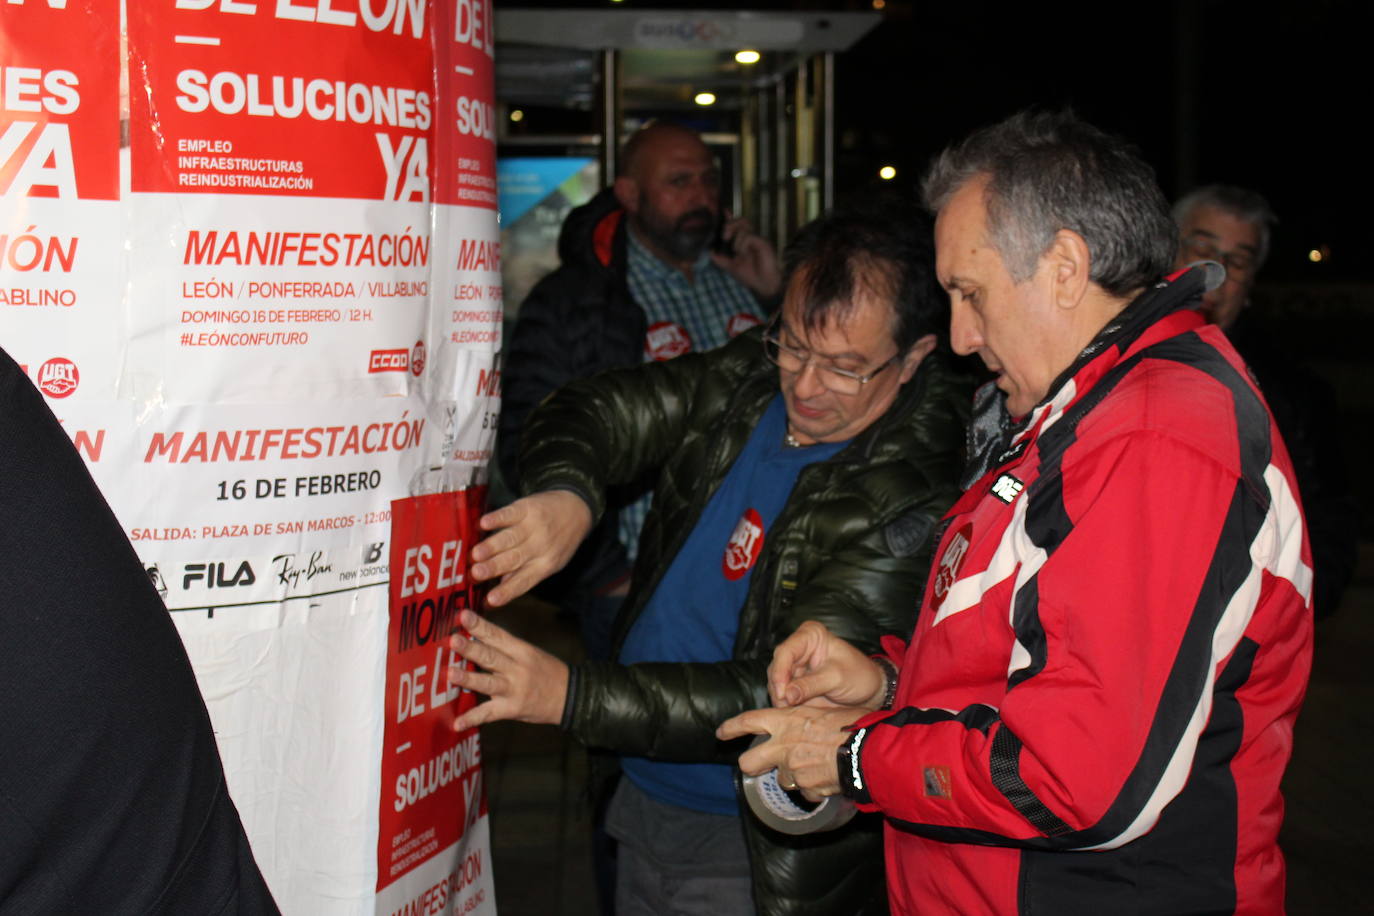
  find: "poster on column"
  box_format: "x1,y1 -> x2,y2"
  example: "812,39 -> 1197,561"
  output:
5,0 -> 502,909
0,0 -> 123,400
378,489 -> 493,915
108,1 -> 498,912
125,0 -> 439,405
429,0 -> 502,402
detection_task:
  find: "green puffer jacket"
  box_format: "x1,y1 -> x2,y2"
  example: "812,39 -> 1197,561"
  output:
519,327 -> 968,916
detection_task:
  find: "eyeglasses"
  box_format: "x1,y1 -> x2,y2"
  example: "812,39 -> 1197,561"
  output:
1181,234 -> 1257,275
762,317 -> 898,396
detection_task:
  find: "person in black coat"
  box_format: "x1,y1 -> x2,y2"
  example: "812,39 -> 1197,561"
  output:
0,348 -> 277,913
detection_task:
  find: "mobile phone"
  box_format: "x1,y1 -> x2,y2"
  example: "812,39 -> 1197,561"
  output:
712,219 -> 735,257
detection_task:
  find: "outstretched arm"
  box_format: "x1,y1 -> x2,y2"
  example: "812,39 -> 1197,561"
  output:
447,609 -> 569,730
470,490 -> 593,607
566,509 -> 933,762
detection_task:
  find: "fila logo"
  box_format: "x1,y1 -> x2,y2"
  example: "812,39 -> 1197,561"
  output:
990,473 -> 1024,504
183,560 -> 256,589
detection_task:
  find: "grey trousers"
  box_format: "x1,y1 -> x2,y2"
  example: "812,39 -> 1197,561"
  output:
606,777 -> 756,916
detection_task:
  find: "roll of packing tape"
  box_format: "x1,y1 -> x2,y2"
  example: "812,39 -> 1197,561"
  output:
740,738 -> 856,836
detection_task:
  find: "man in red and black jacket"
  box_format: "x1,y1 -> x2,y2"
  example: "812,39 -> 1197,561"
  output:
723,110 -> 1313,916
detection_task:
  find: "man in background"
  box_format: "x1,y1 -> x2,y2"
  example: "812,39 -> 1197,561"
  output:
1173,183 -> 1272,331
499,122 -> 781,661
498,122 -> 784,912
1174,184 -> 1356,617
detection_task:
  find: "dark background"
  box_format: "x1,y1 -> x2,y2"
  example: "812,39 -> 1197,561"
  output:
830,0 -> 1366,287
508,0 -> 1370,285
503,0 -> 1372,533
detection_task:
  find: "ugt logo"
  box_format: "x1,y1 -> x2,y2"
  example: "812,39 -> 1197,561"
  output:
722,508 -> 764,581
930,524 -> 972,611
37,357 -> 79,398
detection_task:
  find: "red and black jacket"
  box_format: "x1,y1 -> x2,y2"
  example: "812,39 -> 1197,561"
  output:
841,268 -> 1314,915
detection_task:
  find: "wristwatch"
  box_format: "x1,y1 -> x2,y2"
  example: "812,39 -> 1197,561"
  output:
874,656 -> 899,710
836,726 -> 872,804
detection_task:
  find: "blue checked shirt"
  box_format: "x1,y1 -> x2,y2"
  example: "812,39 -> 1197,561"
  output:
617,231 -> 765,562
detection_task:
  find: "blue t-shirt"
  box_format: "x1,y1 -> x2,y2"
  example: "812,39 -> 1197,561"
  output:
619,395 -> 848,814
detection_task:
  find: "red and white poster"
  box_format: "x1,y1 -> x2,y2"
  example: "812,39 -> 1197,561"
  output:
2,2 -> 499,912
0,0 -> 124,400
379,489 -> 491,914
124,1 -> 441,404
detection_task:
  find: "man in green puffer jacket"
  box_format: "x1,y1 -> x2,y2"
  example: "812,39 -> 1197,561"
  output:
448,200 -> 968,915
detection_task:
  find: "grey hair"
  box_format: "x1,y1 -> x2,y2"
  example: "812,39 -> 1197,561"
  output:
1173,184 -> 1277,267
922,109 -> 1176,297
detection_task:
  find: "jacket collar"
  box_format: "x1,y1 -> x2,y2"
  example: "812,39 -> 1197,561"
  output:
593,208 -> 623,268
1023,265 -> 1209,435
557,186 -> 626,270
965,266 -> 1211,480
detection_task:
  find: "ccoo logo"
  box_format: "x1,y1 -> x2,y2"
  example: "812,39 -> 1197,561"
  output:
369,348 -> 408,373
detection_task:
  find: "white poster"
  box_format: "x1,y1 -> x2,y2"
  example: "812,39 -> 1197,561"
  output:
1,1 -> 499,911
